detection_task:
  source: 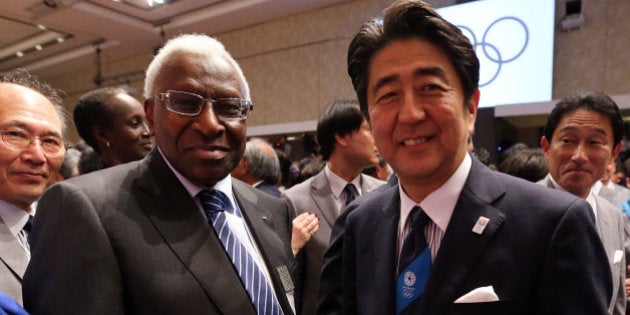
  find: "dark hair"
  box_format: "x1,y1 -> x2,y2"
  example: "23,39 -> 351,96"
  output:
317,98 -> 365,160
498,148 -> 548,183
347,0 -> 479,118
543,91 -> 623,148
0,68 -> 67,132
73,87 -> 127,153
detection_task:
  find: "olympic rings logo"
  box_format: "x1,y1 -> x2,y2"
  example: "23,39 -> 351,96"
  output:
457,17 -> 529,87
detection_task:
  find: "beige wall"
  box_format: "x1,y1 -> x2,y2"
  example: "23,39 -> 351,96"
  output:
44,0 -> 629,143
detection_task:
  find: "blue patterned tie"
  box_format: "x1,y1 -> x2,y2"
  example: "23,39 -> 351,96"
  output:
343,183 -> 358,207
199,189 -> 283,315
396,206 -> 432,314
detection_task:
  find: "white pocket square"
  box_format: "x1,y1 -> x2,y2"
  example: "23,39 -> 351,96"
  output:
614,250 -> 624,264
454,286 -> 499,303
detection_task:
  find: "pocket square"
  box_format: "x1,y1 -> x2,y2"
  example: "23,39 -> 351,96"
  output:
454,286 -> 499,303
614,250 -> 624,264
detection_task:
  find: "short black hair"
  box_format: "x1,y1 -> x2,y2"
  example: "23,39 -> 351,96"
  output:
543,91 -> 623,148
73,87 -> 126,153
316,98 -> 365,160
347,0 -> 479,118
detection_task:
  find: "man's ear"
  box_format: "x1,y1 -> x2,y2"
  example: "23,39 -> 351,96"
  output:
334,133 -> 349,147
540,136 -> 550,158
144,99 -> 155,133
466,90 -> 480,137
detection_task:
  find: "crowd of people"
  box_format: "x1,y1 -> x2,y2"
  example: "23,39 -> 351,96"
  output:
0,0 -> 628,314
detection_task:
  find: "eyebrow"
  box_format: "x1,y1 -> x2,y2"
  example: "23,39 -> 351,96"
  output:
371,66 -> 451,94
1,120 -> 62,138
558,124 -> 608,136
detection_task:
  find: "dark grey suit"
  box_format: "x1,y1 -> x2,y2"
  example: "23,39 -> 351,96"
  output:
23,150 -> 296,314
281,170 -> 383,315
320,158 -> 612,314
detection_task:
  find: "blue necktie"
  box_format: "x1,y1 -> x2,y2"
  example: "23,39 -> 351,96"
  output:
199,189 -> 283,315
343,183 -> 358,207
396,206 -> 432,314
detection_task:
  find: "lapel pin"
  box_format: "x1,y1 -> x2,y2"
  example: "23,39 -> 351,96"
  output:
472,216 -> 489,235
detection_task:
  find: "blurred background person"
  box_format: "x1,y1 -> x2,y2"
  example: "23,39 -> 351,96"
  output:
498,147 -> 548,182
598,159 -> 630,207
362,154 -> 391,182
232,138 -> 282,197
73,87 -> 153,172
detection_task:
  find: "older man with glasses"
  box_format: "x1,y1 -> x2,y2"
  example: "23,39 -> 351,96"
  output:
24,34 -> 296,315
0,69 -> 66,308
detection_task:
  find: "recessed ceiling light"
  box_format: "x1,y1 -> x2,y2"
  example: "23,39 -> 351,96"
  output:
37,24 -> 47,30
57,37 -> 65,43
16,51 -> 24,57
35,45 -> 43,50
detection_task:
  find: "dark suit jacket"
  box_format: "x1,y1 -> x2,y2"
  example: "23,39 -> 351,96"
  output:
320,157 -> 612,315
23,150 -> 296,315
256,181 -> 282,198
281,170 -> 384,315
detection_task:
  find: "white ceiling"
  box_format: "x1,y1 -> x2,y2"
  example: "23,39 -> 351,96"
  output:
0,0 -> 348,79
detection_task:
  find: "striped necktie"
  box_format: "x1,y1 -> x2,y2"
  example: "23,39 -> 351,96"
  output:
199,189 -> 283,315
396,206 -> 432,314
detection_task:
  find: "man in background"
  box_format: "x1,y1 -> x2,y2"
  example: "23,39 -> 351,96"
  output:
318,1 -> 612,314
0,69 -> 66,305
232,137 -> 283,197
539,91 -> 627,315
282,98 -> 384,315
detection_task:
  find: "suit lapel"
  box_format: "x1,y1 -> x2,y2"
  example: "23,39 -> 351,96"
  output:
420,159 -> 506,314
0,222 -> 28,279
135,151 -> 256,315
370,185 -> 401,314
232,180 -> 295,314
310,171 -> 339,228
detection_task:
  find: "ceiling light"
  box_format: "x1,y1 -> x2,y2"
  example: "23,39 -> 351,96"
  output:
35,45 -> 43,51
37,24 -> 47,30
56,37 -> 65,43
16,51 -> 24,57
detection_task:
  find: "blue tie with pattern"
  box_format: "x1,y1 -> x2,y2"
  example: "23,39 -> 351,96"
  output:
396,206 -> 432,314
199,189 -> 283,315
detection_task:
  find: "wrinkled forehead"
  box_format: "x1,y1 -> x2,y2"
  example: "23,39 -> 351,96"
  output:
0,83 -> 63,131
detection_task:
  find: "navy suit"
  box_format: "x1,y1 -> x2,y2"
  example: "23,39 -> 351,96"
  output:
320,157 -> 612,314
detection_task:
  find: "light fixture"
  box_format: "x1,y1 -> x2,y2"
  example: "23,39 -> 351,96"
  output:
35,45 -> 43,51
16,51 -> 24,58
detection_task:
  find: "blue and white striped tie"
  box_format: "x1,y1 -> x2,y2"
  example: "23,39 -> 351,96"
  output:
199,189 -> 283,315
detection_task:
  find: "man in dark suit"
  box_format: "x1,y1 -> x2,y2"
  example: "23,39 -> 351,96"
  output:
538,92 -> 627,315
232,137 -> 283,198
24,34 -> 296,315
282,99 -> 384,315
318,1 -> 612,314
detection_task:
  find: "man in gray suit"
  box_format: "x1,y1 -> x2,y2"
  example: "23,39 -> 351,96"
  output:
0,69 -> 66,305
24,34 -> 296,314
598,160 -> 630,207
539,91 -> 626,315
282,98 -> 384,315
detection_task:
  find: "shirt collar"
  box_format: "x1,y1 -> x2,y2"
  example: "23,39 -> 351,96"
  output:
399,153 -> 472,233
548,174 -> 597,219
325,164 -> 362,198
0,199 -> 33,236
158,147 -> 235,208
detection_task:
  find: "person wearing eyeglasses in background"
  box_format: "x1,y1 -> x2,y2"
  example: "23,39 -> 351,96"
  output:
24,34 -> 296,315
0,69 -> 66,310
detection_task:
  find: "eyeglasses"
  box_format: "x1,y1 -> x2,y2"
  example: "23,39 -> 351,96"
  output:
157,90 -> 253,121
0,128 -> 65,154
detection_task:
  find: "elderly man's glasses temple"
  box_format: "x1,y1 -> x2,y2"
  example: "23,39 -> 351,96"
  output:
157,90 -> 253,120
0,129 -> 65,154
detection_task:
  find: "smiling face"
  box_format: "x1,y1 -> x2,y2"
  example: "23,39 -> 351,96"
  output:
0,83 -> 64,211
145,53 -> 247,187
541,109 -> 621,199
366,39 -> 478,201
102,93 -> 153,165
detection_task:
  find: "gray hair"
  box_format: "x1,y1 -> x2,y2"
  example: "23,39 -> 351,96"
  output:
144,34 -> 250,100
244,138 -> 279,184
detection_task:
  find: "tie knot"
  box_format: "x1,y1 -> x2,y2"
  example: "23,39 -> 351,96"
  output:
408,206 -> 430,228
23,215 -> 34,233
343,183 -> 358,206
199,190 -> 231,215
